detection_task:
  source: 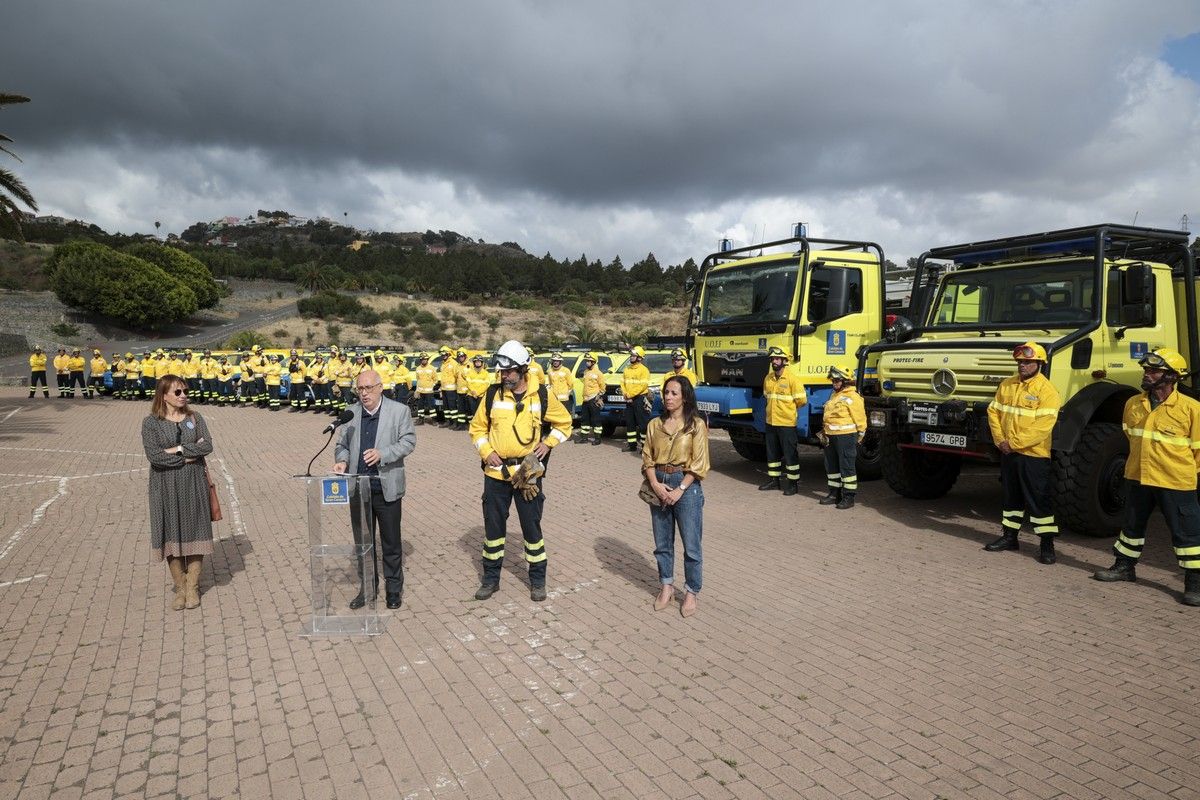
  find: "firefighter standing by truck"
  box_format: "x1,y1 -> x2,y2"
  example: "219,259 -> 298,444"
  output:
438,346 -> 461,428
28,345 -> 49,399
623,346 -> 652,452
662,348 -> 697,389
820,367 -> 867,509
758,347 -> 808,497
578,353 -> 606,445
287,350 -> 308,411
414,353 -> 438,424
985,342 -> 1062,564
468,340 -> 572,603
463,353 -> 492,423
1093,348 -> 1200,606
110,352 -> 126,399
124,352 -> 142,400
546,353 -> 575,417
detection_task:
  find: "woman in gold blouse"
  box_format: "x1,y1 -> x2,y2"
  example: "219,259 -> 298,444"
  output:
642,375 -> 710,617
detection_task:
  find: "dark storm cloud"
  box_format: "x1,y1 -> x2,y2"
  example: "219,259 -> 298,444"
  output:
6,0 -> 1196,206
4,1 -> 1200,265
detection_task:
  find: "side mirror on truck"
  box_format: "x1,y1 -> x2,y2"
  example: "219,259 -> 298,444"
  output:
1119,263 -> 1154,328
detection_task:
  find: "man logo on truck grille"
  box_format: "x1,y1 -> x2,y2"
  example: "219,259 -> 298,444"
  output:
932,368 -> 957,396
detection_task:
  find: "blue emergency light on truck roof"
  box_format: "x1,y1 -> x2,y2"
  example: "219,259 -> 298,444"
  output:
946,237 -> 1105,266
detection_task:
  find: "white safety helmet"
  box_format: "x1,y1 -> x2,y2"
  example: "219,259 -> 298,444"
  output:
494,340 -> 531,370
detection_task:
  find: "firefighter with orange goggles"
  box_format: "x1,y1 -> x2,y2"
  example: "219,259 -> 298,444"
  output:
984,341 -> 1062,564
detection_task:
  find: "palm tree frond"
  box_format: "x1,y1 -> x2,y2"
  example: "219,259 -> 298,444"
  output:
0,165 -> 37,210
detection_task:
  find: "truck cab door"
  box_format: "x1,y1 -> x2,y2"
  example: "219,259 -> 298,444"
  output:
798,262 -> 870,379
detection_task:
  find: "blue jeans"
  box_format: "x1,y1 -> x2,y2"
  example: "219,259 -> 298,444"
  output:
650,470 -> 703,594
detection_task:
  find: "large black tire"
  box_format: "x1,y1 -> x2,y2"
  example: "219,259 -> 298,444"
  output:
855,430 -> 883,481
1053,422 -> 1128,537
880,431 -> 962,499
729,432 -> 767,463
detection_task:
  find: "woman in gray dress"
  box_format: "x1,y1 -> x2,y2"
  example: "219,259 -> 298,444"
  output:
142,373 -> 214,610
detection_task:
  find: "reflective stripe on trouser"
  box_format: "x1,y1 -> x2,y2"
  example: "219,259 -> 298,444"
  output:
29,371 -> 48,394
580,400 -> 602,437
481,475 -> 547,585
765,424 -> 799,482
1115,480 -> 1200,568
823,433 -> 858,492
625,398 -> 650,445
443,391 -> 458,422
999,452 -> 1057,536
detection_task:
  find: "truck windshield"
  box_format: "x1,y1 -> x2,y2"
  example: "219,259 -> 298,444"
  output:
928,261 -> 1096,328
699,259 -> 799,325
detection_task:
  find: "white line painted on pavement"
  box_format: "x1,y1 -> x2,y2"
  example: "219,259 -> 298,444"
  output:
215,456 -> 247,540
0,407 -> 22,423
0,446 -> 143,457
0,478 -> 68,562
0,573 -> 47,589
0,466 -> 149,489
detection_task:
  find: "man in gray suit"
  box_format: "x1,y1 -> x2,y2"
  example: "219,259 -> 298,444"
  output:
333,369 -> 417,609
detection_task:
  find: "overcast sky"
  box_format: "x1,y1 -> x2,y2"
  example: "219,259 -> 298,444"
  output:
4,1 -> 1199,266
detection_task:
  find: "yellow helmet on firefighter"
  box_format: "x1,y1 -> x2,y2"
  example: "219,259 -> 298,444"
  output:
439,345 -> 452,356
630,345 -> 646,359
828,366 -> 853,382
125,352 -> 133,359
550,352 -> 563,362
767,346 -> 789,362
374,349 -> 384,360
671,348 -> 686,361
584,352 -> 598,362
1139,347 -> 1188,376
456,348 -> 468,359
1012,342 -> 1047,362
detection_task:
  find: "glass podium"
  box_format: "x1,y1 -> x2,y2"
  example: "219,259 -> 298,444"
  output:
296,474 -> 387,637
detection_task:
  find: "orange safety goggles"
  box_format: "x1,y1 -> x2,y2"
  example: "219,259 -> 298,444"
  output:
1013,345 -> 1038,360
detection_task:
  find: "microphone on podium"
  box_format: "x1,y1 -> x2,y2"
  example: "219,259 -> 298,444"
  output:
322,408 -> 354,434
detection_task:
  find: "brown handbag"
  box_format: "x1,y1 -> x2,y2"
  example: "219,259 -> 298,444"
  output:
203,461 -> 223,522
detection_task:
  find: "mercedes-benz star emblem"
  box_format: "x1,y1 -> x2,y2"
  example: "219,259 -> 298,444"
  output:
931,368 -> 957,396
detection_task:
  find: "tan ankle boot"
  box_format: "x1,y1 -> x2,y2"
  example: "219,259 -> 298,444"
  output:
167,557 -> 186,611
184,555 -> 202,609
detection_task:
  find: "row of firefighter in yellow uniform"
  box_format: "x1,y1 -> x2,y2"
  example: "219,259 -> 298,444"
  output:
26,338 -> 1197,605
24,343 -> 693,437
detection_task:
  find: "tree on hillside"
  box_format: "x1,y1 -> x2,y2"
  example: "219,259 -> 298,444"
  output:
293,262 -> 333,292
124,242 -> 222,308
0,93 -> 37,242
46,241 -> 198,328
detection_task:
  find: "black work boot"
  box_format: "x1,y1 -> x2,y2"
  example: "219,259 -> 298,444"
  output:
819,489 -> 841,506
625,442 -> 638,452
758,477 -> 781,492
474,582 -> 499,600
1037,535 -> 1056,565
835,492 -> 856,510
1182,570 -> 1200,606
984,530 -> 1020,552
591,436 -> 601,446
1093,556 -> 1137,582
530,586 -> 547,602
782,480 -> 798,497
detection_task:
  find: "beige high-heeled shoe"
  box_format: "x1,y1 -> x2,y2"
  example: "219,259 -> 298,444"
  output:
653,587 -> 673,611
680,592 -> 698,618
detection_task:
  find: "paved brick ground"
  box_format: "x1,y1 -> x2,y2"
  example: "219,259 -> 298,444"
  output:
0,387 -> 1197,799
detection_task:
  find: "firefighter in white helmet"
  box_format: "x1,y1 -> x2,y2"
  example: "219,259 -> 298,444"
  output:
468,340 -> 572,602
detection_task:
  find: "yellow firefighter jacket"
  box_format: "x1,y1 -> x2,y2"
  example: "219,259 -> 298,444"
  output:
464,366 -> 493,398
1123,389 -> 1200,490
763,365 -> 808,428
823,386 -> 867,437
622,362 -> 651,398
415,364 -> 437,394
29,352 -> 47,371
987,372 -> 1060,458
546,366 -> 573,402
469,384 -> 573,481
582,366 -> 605,401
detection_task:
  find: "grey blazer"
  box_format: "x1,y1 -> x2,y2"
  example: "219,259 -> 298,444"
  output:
334,397 -> 417,502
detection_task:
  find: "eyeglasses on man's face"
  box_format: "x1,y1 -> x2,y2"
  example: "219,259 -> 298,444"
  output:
356,382 -> 382,392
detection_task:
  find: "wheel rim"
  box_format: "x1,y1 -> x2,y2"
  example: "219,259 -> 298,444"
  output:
1099,455 -> 1127,517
